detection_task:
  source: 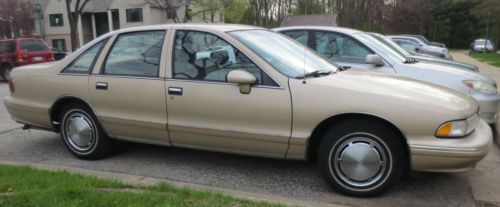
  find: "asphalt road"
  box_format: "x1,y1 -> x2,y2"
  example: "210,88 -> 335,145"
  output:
0,52 -> 499,207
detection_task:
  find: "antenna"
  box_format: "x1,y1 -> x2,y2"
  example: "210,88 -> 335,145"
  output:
302,0 -> 307,84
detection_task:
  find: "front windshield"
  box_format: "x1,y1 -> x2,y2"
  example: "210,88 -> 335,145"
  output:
415,35 -> 431,44
369,33 -> 412,58
355,33 -> 407,63
229,30 -> 338,78
475,40 -> 492,46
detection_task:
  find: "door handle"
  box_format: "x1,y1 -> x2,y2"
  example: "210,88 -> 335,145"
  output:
96,82 -> 108,90
168,87 -> 183,95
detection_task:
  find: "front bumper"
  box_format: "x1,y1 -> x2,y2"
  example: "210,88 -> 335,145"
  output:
472,92 -> 500,124
409,119 -> 492,173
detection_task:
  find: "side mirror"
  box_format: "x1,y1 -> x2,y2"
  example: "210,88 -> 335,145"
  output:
365,54 -> 384,67
415,47 -> 421,53
226,69 -> 257,94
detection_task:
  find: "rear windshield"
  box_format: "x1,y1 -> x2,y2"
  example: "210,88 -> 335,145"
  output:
21,40 -> 49,52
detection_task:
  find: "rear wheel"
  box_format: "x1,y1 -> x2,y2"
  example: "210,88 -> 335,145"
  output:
1,65 -> 12,81
59,103 -> 112,160
318,119 -> 406,197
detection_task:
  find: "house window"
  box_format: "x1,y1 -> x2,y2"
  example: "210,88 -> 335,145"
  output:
49,14 -> 64,27
126,8 -> 143,22
52,39 -> 66,52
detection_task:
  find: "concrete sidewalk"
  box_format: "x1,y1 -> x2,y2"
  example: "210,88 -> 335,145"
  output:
452,51 -> 500,207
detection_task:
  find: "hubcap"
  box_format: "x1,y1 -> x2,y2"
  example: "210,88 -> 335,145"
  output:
333,136 -> 387,187
64,112 -> 95,152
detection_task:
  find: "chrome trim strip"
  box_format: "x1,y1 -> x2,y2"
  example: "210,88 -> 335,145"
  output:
90,74 -> 165,80
164,78 -> 284,90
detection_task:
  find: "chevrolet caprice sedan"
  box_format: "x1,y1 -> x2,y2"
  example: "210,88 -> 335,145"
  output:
4,24 -> 493,197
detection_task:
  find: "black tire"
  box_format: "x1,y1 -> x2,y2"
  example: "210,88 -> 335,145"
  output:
318,118 -> 405,197
1,65 -> 12,82
59,103 -> 112,160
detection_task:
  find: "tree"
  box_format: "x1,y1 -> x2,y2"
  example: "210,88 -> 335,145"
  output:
0,0 -> 35,38
65,0 -> 90,51
148,0 -> 194,23
193,0 -> 225,23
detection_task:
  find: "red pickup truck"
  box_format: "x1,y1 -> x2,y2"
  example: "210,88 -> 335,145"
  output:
0,38 -> 54,81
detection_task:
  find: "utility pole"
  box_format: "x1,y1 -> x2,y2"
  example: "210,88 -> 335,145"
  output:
486,12 -> 490,48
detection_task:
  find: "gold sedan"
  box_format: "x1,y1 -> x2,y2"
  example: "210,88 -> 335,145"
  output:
3,24 -> 492,197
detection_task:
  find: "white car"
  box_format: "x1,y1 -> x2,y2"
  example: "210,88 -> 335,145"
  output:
471,39 -> 495,53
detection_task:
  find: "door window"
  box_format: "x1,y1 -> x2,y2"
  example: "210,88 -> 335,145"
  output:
173,30 -> 277,86
314,31 -> 373,63
63,39 -> 108,74
103,31 -> 165,77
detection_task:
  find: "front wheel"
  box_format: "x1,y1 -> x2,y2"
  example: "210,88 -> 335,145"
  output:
318,119 -> 406,197
60,103 -> 112,160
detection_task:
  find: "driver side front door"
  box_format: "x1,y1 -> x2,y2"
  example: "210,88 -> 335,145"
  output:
165,30 -> 292,158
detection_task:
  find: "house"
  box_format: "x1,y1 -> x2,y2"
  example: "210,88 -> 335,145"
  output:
33,0 -> 223,52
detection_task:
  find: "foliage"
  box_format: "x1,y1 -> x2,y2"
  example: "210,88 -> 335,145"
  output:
0,164 -> 283,207
0,0 -> 35,39
470,52 -> 500,67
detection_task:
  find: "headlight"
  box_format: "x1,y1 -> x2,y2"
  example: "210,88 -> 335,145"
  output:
436,114 -> 479,137
463,80 -> 497,94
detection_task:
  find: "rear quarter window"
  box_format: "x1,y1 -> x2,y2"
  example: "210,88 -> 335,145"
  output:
6,41 -> 16,53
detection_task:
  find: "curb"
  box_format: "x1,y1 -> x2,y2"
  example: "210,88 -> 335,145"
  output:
0,160 -> 347,207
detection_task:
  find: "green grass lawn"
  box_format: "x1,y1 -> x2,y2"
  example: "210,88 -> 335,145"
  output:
0,164 -> 283,207
470,52 -> 500,67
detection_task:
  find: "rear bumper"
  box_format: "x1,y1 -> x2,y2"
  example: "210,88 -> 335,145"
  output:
409,119 -> 493,173
472,92 -> 500,124
3,96 -> 52,129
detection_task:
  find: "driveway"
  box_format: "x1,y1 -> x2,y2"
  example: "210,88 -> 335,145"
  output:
0,52 -> 499,207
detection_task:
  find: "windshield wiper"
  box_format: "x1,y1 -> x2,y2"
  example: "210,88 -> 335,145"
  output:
338,65 -> 351,71
296,70 -> 334,79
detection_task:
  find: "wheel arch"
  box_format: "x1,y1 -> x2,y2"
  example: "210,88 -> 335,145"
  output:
49,95 -> 100,133
306,113 -> 411,170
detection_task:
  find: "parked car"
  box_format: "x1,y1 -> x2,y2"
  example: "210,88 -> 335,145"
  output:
401,34 -> 446,48
470,39 -> 495,53
4,25 -> 492,197
388,35 -> 452,59
275,26 -> 500,124
51,47 -> 67,61
392,38 -> 449,59
368,32 -> 479,72
0,38 -> 54,80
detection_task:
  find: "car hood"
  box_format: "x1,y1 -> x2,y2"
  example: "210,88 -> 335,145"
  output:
412,55 -> 477,72
397,62 -> 495,84
308,71 -> 477,117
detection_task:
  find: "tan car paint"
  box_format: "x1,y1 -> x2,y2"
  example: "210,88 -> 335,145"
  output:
4,24 -> 492,173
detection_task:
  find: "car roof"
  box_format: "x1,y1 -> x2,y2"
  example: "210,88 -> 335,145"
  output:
273,26 -> 363,35
0,38 -> 41,42
109,24 -> 263,35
